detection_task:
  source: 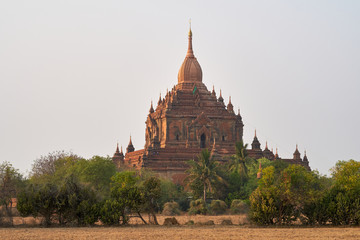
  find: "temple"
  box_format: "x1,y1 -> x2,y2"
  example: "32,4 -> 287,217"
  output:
112,27 -> 310,183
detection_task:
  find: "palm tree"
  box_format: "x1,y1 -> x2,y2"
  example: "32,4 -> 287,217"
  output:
186,149 -> 224,203
229,141 -> 250,179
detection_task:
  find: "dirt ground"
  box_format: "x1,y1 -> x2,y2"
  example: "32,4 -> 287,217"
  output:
1,215 -> 360,239
1,226 -> 360,240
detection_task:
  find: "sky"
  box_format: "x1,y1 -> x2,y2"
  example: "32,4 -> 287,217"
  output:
0,0 -> 359,176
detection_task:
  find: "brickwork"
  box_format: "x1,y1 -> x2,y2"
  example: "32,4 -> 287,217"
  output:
112,28 -> 311,182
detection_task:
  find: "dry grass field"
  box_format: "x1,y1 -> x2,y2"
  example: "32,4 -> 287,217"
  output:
1,215 -> 359,239
1,226 -> 360,240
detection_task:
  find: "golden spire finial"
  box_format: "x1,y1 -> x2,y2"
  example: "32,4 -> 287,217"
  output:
186,19 -> 194,57
188,19 -> 192,36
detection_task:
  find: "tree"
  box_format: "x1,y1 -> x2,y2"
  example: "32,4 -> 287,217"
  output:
31,151 -> 77,178
30,151 -> 82,184
325,160 -> 360,225
141,176 -> 161,224
249,164 -> 325,225
75,156 -> 117,198
102,171 -> 144,225
0,162 -> 23,225
57,175 -> 99,225
186,149 -> 224,204
229,141 -> 250,178
17,183 -> 59,226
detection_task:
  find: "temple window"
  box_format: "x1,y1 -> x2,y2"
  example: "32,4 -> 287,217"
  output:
200,134 -> 206,148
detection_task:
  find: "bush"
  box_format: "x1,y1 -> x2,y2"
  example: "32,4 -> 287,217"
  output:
209,200 -> 227,215
185,220 -> 194,225
162,202 -> 181,216
188,199 -> 207,215
230,199 -> 249,214
221,219 -> 233,225
163,217 -> 179,226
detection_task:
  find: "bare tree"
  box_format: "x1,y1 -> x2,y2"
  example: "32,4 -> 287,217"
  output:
31,151 -> 78,178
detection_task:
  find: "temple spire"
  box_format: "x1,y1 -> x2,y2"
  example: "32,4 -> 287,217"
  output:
212,85 -> 216,97
251,129 -> 261,150
218,89 -> 224,103
293,144 -> 301,160
126,135 -> 135,153
149,101 -> 154,113
274,148 -> 279,159
187,19 -> 194,57
303,150 -> 309,162
116,143 -> 120,153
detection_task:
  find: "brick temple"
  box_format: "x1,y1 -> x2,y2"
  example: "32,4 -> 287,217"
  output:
112,28 -> 310,183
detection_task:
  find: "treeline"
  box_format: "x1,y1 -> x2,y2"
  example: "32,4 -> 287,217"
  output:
1,152 -> 188,226
0,144 -> 359,227
250,159 -> 360,225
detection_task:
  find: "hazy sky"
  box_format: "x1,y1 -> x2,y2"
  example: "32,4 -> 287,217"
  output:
1,0 -> 359,176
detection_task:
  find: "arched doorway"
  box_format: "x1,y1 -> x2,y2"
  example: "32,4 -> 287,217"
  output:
200,134 -> 206,148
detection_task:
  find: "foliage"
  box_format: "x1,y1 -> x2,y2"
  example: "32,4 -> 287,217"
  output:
249,164 -> 326,225
0,161 -> 24,225
106,171 -> 142,225
30,151 -> 80,183
99,199 -> 124,225
162,202 -> 181,216
159,179 -> 189,211
75,156 -> 117,197
229,141 -> 250,179
17,183 -> 58,226
209,200 -> 227,215
31,152 -> 116,199
230,199 -> 249,214
140,176 -> 161,224
186,149 -> 225,204
188,199 -> 208,215
56,175 -> 99,226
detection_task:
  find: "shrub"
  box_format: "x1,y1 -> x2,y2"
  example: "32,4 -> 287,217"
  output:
230,199 -> 249,214
162,202 -> 181,216
163,217 -> 179,226
221,219 -> 233,225
188,199 -> 207,215
196,220 -> 215,225
210,200 -> 227,215
185,220 -> 194,225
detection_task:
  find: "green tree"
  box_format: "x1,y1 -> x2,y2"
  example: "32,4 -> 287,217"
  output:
249,164 -> 325,225
229,141 -> 250,179
0,161 -> 23,225
76,156 -> 117,198
102,171 -> 144,225
186,149 -> 224,204
57,175 -> 99,225
159,179 -> 189,211
141,176 -> 161,224
324,160 -> 360,225
17,183 -> 58,226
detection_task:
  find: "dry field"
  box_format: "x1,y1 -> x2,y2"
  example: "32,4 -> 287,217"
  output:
1,226 -> 360,240
1,215 -> 359,240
